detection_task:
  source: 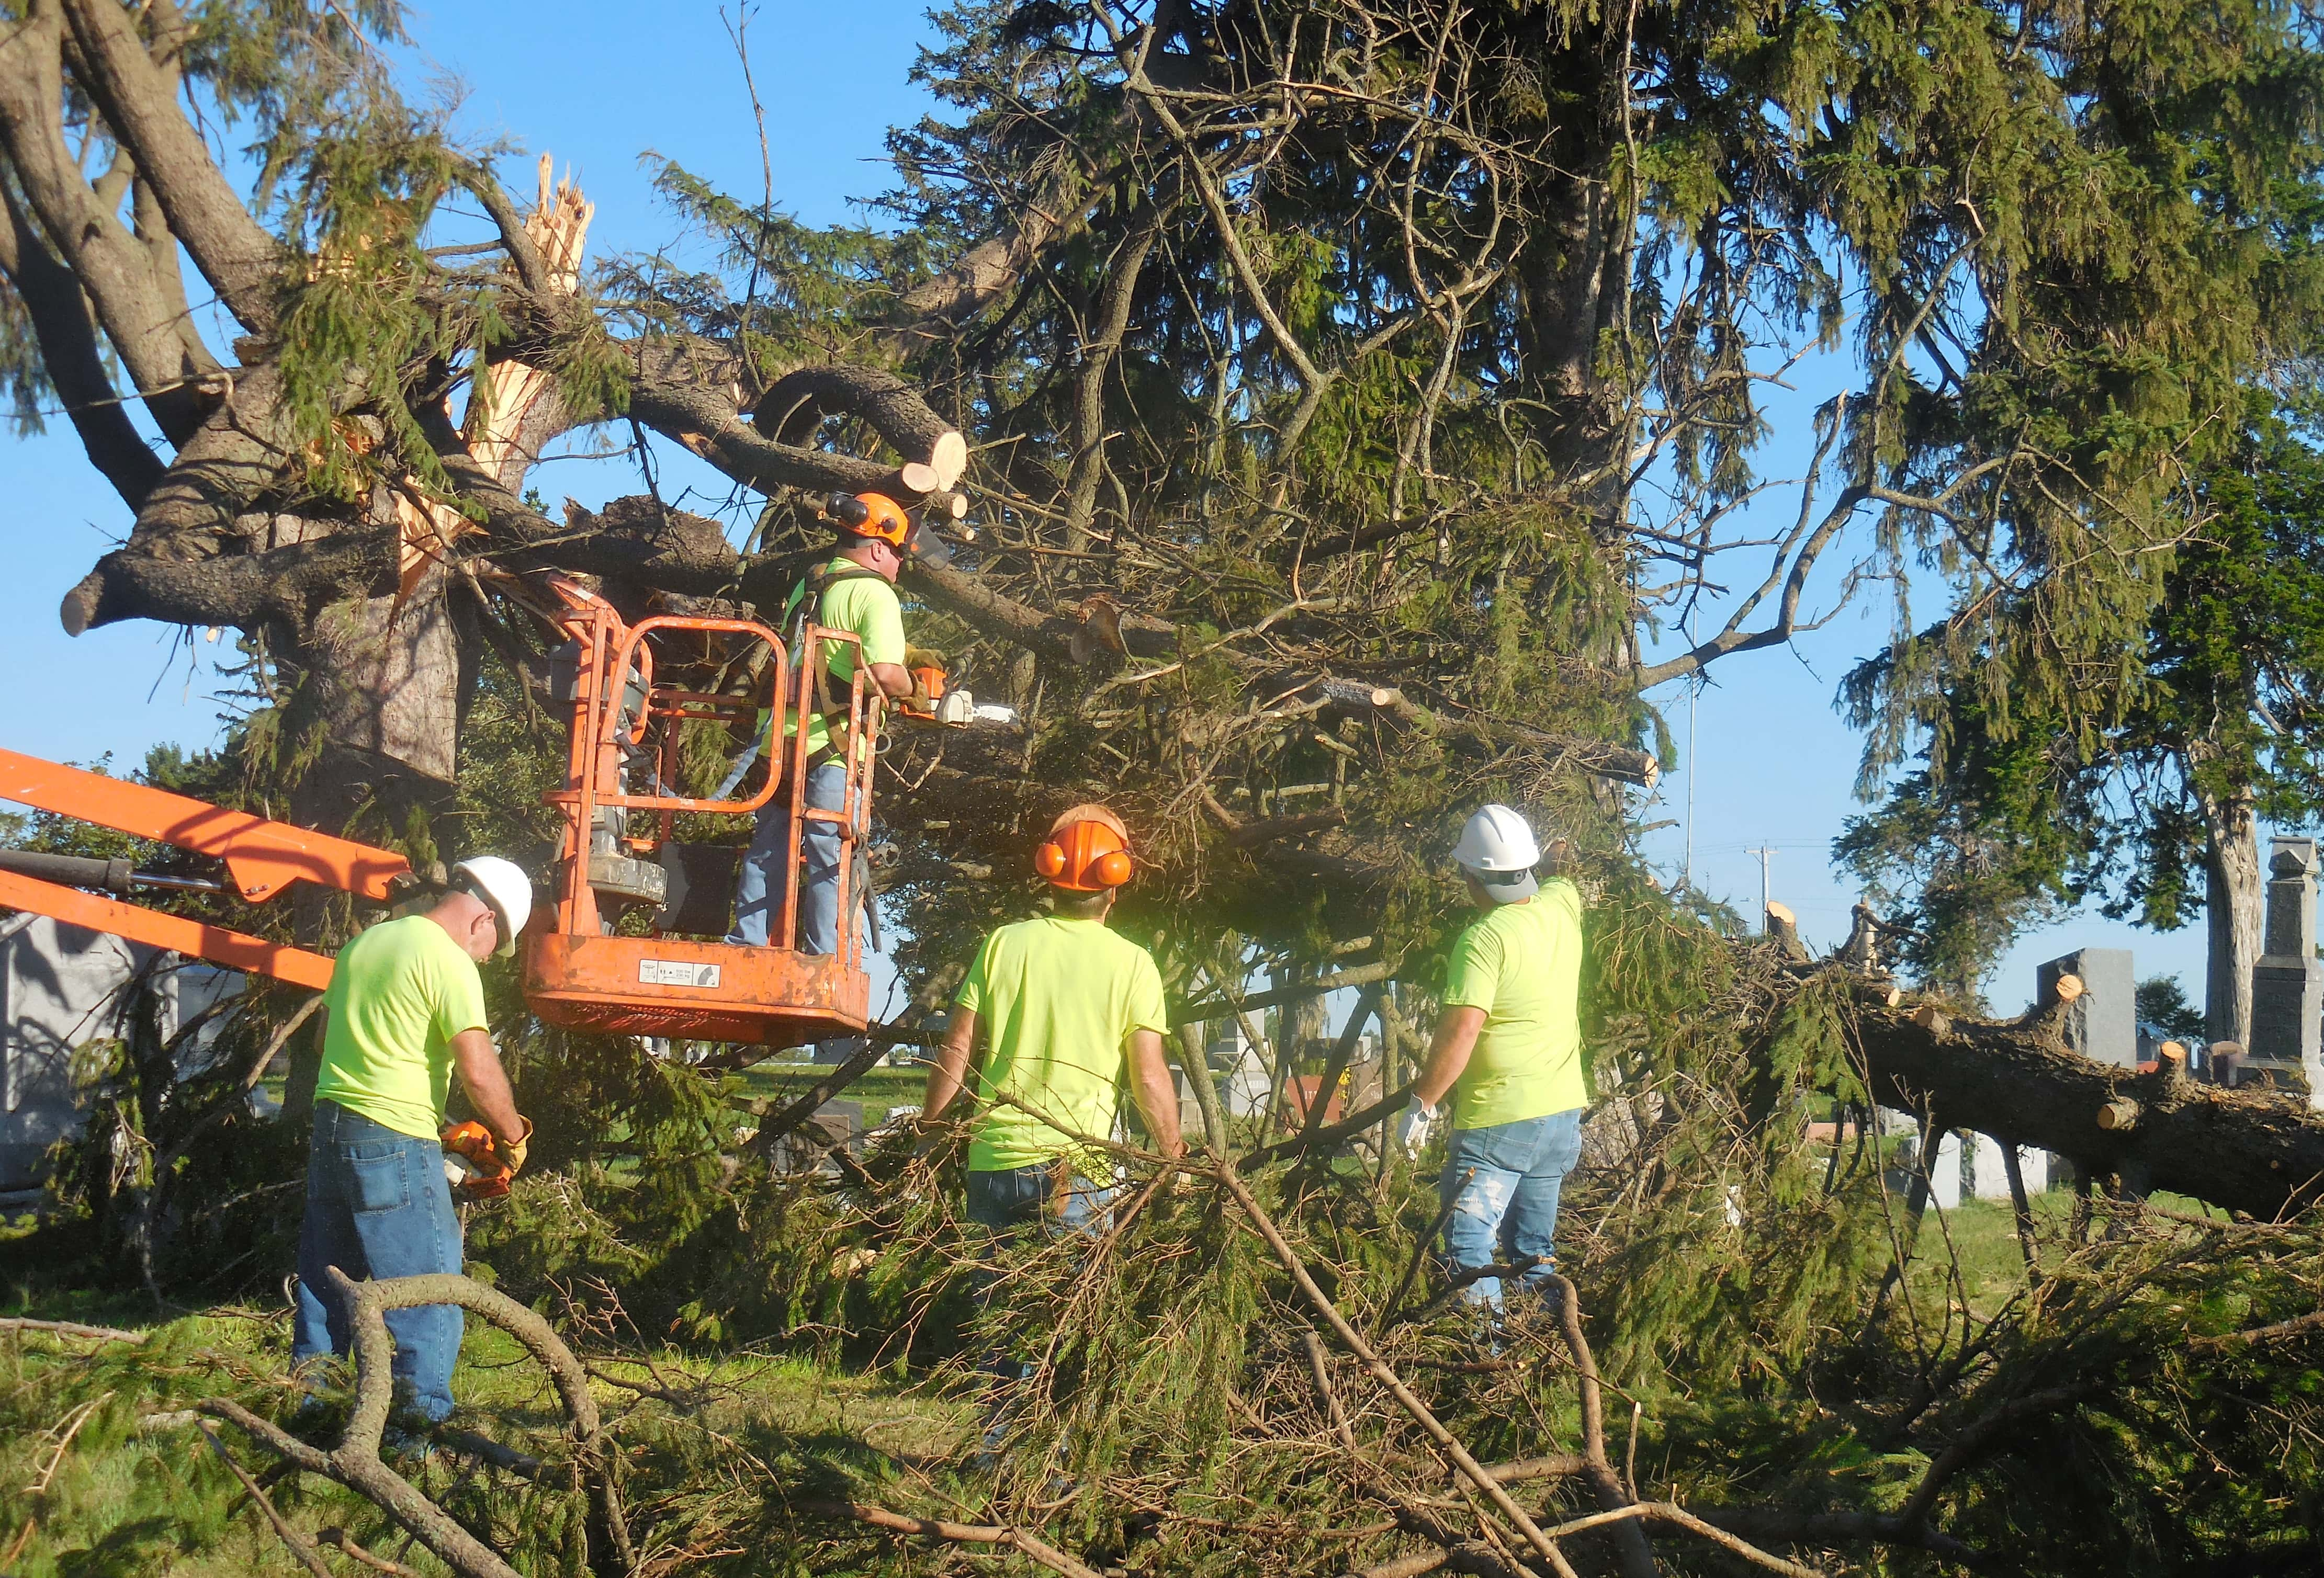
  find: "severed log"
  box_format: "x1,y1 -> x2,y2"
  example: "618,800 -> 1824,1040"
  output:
1847,990 -> 2324,1218
751,366 -> 967,491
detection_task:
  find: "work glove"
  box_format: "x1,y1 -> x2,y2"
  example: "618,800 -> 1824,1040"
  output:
1396,1098 -> 1439,1159
902,644 -> 950,673
493,1116 -> 534,1179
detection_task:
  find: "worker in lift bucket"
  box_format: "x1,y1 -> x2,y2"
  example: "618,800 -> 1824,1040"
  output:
727,492 -> 949,953
918,805 -> 1186,1459
294,857 -> 537,1423
1396,804 -> 1588,1313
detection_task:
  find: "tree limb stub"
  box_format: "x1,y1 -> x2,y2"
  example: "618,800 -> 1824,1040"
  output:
1851,993 -> 2324,1217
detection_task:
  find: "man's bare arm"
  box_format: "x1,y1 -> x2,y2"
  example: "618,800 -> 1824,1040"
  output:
450,1027 -> 525,1145
1413,1006 -> 1487,1110
867,661 -> 913,699
923,1007 -> 978,1124
1125,1028 -> 1186,1158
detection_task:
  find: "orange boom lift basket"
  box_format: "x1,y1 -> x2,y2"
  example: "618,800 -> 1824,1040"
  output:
519,579 -> 874,1047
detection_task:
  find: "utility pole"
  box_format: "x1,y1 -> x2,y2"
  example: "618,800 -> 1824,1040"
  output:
1746,846 -> 1776,930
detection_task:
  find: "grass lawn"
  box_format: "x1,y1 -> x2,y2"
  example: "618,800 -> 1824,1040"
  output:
1897,1183 -> 2228,1319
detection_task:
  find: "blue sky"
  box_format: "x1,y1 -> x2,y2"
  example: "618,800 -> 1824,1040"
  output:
0,0 -> 2208,1019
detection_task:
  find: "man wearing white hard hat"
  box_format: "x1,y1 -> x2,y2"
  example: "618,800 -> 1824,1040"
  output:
292,856 -> 537,1421
1398,805 -> 1587,1310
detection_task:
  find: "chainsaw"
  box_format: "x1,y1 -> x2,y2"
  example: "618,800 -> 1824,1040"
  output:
441,1120 -> 514,1202
895,651 -> 1018,729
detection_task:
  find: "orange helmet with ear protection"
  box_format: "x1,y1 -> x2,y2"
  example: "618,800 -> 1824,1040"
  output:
825,491 -> 913,549
1035,803 -> 1135,892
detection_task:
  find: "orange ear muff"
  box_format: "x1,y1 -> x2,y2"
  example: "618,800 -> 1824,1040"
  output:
1034,821 -> 1135,891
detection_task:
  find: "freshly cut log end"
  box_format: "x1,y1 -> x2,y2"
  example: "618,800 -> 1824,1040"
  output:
59,581 -> 95,637
898,461 -> 940,494
2048,972 -> 2085,1006
1855,980 -> 1903,1008
2096,1097 -> 2142,1132
1910,1004 -> 1953,1036
928,429 -> 968,490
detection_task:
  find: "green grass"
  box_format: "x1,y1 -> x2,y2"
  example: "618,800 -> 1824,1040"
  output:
1897,1185 -> 2226,1318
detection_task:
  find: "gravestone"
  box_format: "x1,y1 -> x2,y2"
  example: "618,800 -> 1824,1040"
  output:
2249,837 -> 2323,1104
2037,948 -> 2137,1068
1926,1133 -> 2046,1210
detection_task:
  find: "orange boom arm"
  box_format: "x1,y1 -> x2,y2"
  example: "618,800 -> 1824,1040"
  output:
0,749 -> 409,902
0,747 -> 415,989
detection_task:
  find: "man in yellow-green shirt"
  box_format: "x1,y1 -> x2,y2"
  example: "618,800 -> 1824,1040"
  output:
728,492 -> 932,953
293,857 -> 535,1422
922,804 -> 1184,1235
1398,804 -> 1586,1309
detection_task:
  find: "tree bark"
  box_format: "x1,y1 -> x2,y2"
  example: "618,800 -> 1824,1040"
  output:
2200,785 -> 2260,1049
0,2 -> 216,444
59,0 -> 283,333
0,179 -> 165,503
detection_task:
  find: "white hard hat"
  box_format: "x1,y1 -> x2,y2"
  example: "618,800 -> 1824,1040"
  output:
452,856 -> 533,957
1453,804 -> 1540,902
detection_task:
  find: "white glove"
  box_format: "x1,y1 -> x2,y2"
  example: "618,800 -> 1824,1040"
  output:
1396,1098 -> 1439,1157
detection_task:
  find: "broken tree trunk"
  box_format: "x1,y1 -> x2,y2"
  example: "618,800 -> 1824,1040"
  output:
1850,989 -> 2324,1219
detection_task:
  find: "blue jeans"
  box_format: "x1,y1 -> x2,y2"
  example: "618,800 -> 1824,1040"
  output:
728,758 -> 847,953
1440,1108 -> 1584,1307
965,1163 -> 1115,1241
293,1101 -> 464,1421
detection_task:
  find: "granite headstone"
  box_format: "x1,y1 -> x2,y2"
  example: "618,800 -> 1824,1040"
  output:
2250,836 -> 2322,1104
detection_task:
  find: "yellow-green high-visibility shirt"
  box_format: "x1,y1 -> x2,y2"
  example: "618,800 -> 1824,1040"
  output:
760,558 -> 906,759
1439,878 -> 1586,1130
954,915 -> 1170,1175
313,914 -> 490,1141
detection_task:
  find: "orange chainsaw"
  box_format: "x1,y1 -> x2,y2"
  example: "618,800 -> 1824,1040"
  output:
894,651 -> 1008,728
441,1121 -> 514,1202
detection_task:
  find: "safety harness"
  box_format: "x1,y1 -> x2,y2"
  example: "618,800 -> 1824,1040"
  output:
780,557 -> 888,769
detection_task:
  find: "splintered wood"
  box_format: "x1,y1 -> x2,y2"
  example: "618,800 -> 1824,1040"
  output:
394,156 -> 595,611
